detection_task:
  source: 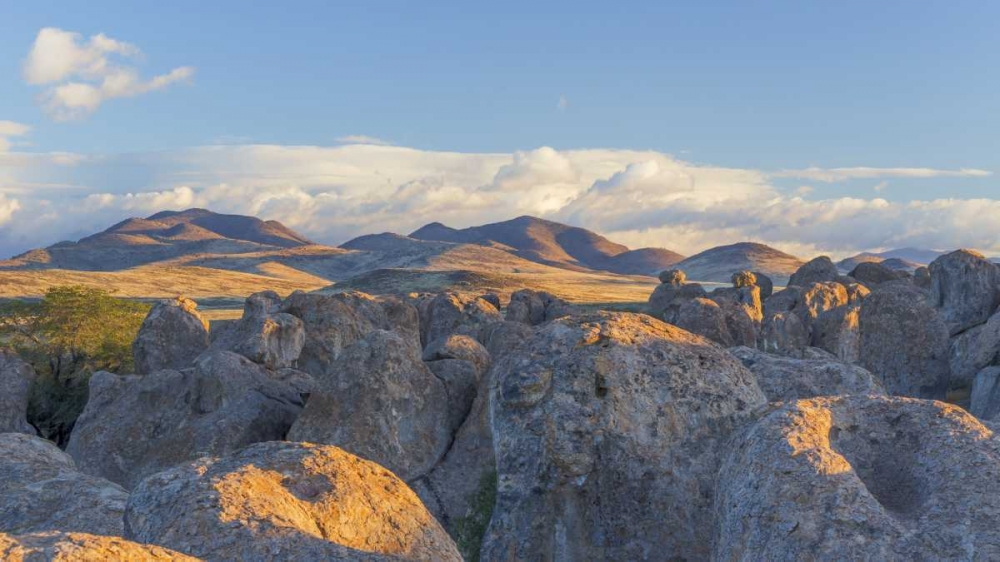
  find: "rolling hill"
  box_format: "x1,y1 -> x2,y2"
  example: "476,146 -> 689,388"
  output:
837,248 -> 946,271
671,242 -> 805,285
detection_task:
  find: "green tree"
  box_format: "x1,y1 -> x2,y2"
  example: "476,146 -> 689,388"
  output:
0,286 -> 150,444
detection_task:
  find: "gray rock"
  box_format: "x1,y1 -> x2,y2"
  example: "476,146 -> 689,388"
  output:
971,366 -> 1000,421
132,297 -> 209,374
676,297 -> 734,346
914,266 -> 931,289
731,270 -> 757,288
752,271 -> 774,299
211,292 -> 305,369
788,256 -> 839,287
0,350 -> 35,435
0,433 -> 128,536
287,330 -> 450,482
648,281 -> 707,322
759,312 -> 810,356
477,320 -> 534,358
849,261 -> 910,286
66,351 -> 308,489
478,293 -> 502,310
929,249 -> 1000,336
714,395 -> 1000,561
482,312 -> 766,561
420,292 -> 502,347
0,531 -> 197,561
505,289 -> 574,326
423,334 -> 491,377
949,310 -> 1000,386
859,283 -> 951,399
659,269 -> 686,284
124,441 -> 461,561
811,304 -> 861,363
729,346 -> 883,402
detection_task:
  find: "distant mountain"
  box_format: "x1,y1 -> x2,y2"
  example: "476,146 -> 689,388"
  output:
2,208 -> 314,271
837,247 -> 946,271
672,242 -> 805,285
410,215 -> 684,276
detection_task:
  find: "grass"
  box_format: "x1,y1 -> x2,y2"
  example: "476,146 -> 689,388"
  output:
450,470 -> 498,562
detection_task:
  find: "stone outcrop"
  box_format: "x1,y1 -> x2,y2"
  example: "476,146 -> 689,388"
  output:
0,531 -> 197,561
132,297 -> 209,374
288,330 -> 450,482
124,441 -> 461,561
210,291 -> 305,369
419,292 -> 502,348
811,304 -> 861,363
929,249 -> 1000,336
731,270 -> 757,288
849,261 -> 909,286
752,271 -> 774,299
760,312 -> 810,355
0,433 -> 127,536
948,310 -> 1000,386
648,270 -> 707,322
481,312 -> 766,561
0,350 -> 35,435
422,334 -> 491,432
729,346 -> 883,402
971,367 -> 1000,421
67,351 -> 309,489
788,256 -> 839,287
859,283 -> 951,399
715,396 -> 1000,561
505,289 -> 574,326
478,320 -> 534,358
675,298 -> 735,346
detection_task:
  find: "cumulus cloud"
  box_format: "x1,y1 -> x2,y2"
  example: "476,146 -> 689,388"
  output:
0,121 -> 31,153
771,166 -> 991,182
0,143 -> 997,260
335,135 -> 393,146
23,28 -> 194,120
0,194 -> 20,225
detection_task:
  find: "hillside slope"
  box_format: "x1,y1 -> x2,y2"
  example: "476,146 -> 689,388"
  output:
673,242 -> 804,285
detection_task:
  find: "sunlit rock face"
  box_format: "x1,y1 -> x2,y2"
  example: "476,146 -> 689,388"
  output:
482,312 -> 766,561
0,433 -> 128,537
729,346 -> 884,402
929,249 -> 1000,337
124,441 -> 462,561
0,531 -> 198,561
132,297 -> 210,374
714,395 -> 1000,561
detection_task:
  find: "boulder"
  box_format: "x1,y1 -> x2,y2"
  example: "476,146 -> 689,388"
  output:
124,442 -> 462,561
659,269 -> 686,284
929,249 -> 1000,336
811,304 -> 861,363
799,282 -> 850,322
914,266 -> 931,289
423,334 -> 491,377
970,366 -> 1000,421
0,350 -> 35,435
478,293 -> 502,310
843,282 -> 872,304
859,283 -> 951,399
0,532 -> 197,561
731,270 -> 757,288
420,292 -> 502,347
0,433 -> 127,536
66,351 -> 308,489
849,262 -> 909,286
648,282 -> 707,323
481,312 -> 766,561
132,297 -> 209,374
505,289 -> 574,326
729,346 -> 883,402
712,285 -> 763,323
287,330 -> 450,482
949,310 -> 1000,386
751,271 -> 774,299
477,320 -> 534,358
714,395 -> 1000,561
280,291 -> 420,377
210,291 -> 305,369
675,298 -> 734,346
788,256 -> 839,287
759,312 -> 810,355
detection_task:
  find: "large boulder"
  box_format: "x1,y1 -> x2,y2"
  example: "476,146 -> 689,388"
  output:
811,304 -> 861,363
929,249 -> 1000,336
132,297 -> 209,374
759,312 -> 810,356
281,291 -> 420,377
648,282 -> 708,323
675,297 -> 734,346
0,532 -> 197,561
478,320 -> 534,358
859,283 -> 951,399
211,291 -> 305,369
948,310 -> 1000,386
481,312 -> 766,561
788,256 -> 839,287
66,351 -> 309,489
751,271 -> 774,299
729,346 -> 883,402
849,261 -> 909,287
505,289 -> 575,326
714,395 -> 1000,560
287,330 -> 451,482
0,433 -> 127,536
970,366 -> 1000,421
124,441 -> 462,561
0,350 -> 35,435
420,292 -> 502,348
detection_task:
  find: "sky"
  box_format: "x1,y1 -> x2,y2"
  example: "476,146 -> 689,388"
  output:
1,1 -> 999,259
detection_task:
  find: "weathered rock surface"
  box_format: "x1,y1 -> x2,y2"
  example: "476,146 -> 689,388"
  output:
849,261 -> 910,286
482,312 -> 766,561
788,256 -> 839,287
648,280 -> 707,322
423,334 -> 491,376
759,311 -> 810,356
811,304 -> 861,363
0,350 -> 35,435
929,249 -> 1000,336
67,351 -> 308,489
211,291 -> 305,369
729,346 -> 883,402
752,271 -> 774,299
420,292 -> 502,347
971,366 -> 1000,421
731,270 -> 757,288
859,283 -> 951,399
659,269 -> 686,284
281,291 -> 420,377
505,288 -> 575,326
0,433 -> 128,536
0,531 -> 197,561
949,310 -> 1000,386
125,441 -> 461,561
477,320 -> 534,358
675,297 -> 734,346
132,297 -> 209,374
715,396 -> 1000,561
288,330 -> 450,482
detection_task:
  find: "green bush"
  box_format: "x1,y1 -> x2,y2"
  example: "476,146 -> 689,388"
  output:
450,470 -> 498,562
0,286 -> 150,445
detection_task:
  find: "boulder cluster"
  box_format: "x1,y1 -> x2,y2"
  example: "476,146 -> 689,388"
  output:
3,251 -> 1000,560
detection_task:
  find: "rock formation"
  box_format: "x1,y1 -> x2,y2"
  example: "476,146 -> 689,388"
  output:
210,290 -> 305,369
505,289 -> 574,326
788,256 -> 839,287
729,346 -> 883,401
929,249 -> 1000,336
419,292 -> 502,348
0,531 -> 197,561
0,350 -> 35,435
132,297 -> 209,374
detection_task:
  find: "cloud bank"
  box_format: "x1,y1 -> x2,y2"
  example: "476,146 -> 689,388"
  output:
23,28 -> 194,120
0,143 -> 995,260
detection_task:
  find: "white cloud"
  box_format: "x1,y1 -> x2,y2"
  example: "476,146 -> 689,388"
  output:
23,28 -> 194,120
0,143 -> 998,260
336,135 -> 393,146
0,194 -> 21,226
557,95 -> 568,111
0,121 -> 31,153
771,166 -> 991,182
873,180 -> 889,193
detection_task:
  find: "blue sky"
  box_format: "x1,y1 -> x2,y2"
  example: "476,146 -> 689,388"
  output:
0,1 -> 998,257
